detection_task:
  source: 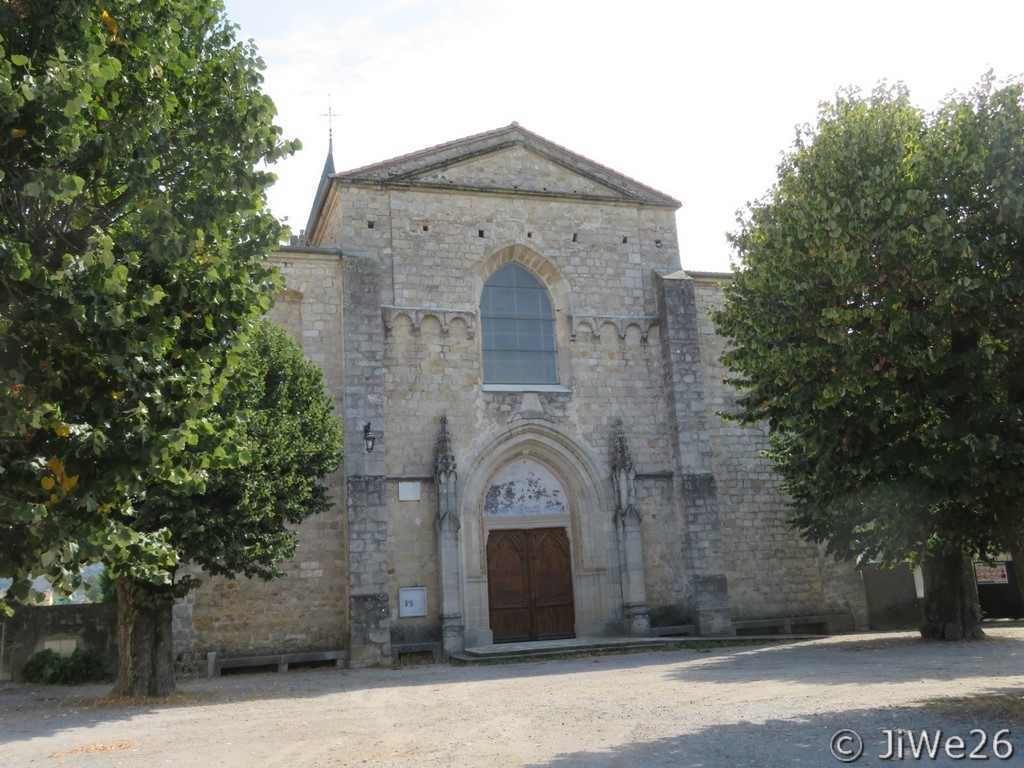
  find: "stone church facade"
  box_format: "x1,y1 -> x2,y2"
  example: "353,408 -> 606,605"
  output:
173,124 -> 869,667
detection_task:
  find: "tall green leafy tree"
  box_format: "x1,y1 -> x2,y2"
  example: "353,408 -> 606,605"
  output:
0,0 -> 300,693
158,320 -> 340,584
714,76 -> 1024,641
115,319 -> 341,697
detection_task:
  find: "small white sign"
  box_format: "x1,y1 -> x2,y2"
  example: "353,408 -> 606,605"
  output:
398,481 -> 421,502
976,563 -> 1009,585
398,587 -> 427,617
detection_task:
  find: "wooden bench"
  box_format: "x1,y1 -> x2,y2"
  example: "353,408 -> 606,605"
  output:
732,614 -> 849,636
207,650 -> 347,678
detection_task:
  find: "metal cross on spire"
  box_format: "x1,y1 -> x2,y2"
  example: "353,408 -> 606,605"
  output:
319,94 -> 337,152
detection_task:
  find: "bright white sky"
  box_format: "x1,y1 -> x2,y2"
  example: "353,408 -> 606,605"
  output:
221,0 -> 1024,272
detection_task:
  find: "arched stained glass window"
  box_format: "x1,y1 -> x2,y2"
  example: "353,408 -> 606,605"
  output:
481,263 -> 557,384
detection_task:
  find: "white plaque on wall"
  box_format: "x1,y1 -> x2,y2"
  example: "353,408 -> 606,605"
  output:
398,586 -> 427,617
398,481 -> 421,501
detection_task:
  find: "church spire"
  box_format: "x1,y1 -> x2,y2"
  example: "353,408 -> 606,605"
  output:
320,94 -> 336,176
302,96 -> 337,244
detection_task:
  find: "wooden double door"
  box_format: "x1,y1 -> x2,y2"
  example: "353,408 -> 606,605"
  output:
487,527 -> 575,643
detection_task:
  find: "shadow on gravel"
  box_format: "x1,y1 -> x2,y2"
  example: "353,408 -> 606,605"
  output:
524,699 -> 1024,768
0,681 -> 223,749
2,630 -> 1022,749
666,631 -> 1024,688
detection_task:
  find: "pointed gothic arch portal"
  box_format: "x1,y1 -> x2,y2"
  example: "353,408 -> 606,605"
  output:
483,458 -> 576,642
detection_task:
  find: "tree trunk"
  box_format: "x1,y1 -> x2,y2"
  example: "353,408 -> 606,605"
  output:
111,578 -> 176,698
920,550 -> 985,641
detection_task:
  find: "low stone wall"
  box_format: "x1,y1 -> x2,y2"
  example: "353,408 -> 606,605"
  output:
0,603 -> 118,682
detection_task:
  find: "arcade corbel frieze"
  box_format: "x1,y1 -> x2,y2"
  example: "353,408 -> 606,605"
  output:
382,305 -> 478,338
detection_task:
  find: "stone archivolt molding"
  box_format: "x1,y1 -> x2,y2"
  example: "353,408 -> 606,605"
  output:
382,305 -> 477,338
569,314 -> 658,343
477,453 -> 586,575
466,423 -> 603,574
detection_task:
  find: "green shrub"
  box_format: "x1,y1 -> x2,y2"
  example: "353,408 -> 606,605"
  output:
20,647 -> 108,684
20,648 -> 62,683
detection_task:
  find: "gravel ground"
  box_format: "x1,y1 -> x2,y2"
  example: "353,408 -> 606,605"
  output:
2,627 -> 1023,767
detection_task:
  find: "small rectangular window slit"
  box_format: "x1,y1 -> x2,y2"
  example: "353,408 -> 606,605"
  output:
478,229 -> 485,238
527,232 -> 533,239
367,221 -> 375,229
422,224 -> 429,232
622,236 -> 628,244
572,232 -> 578,243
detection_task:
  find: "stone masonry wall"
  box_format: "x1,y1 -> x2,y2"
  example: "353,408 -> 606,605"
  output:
634,475 -> 686,625
369,181 -> 685,638
691,276 -> 868,626
386,478 -> 442,646
342,252 -> 392,666
656,272 -> 733,635
2,603 -> 118,682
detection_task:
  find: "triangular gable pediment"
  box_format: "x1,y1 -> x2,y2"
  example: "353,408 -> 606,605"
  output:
413,144 -> 625,199
330,123 -> 680,208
